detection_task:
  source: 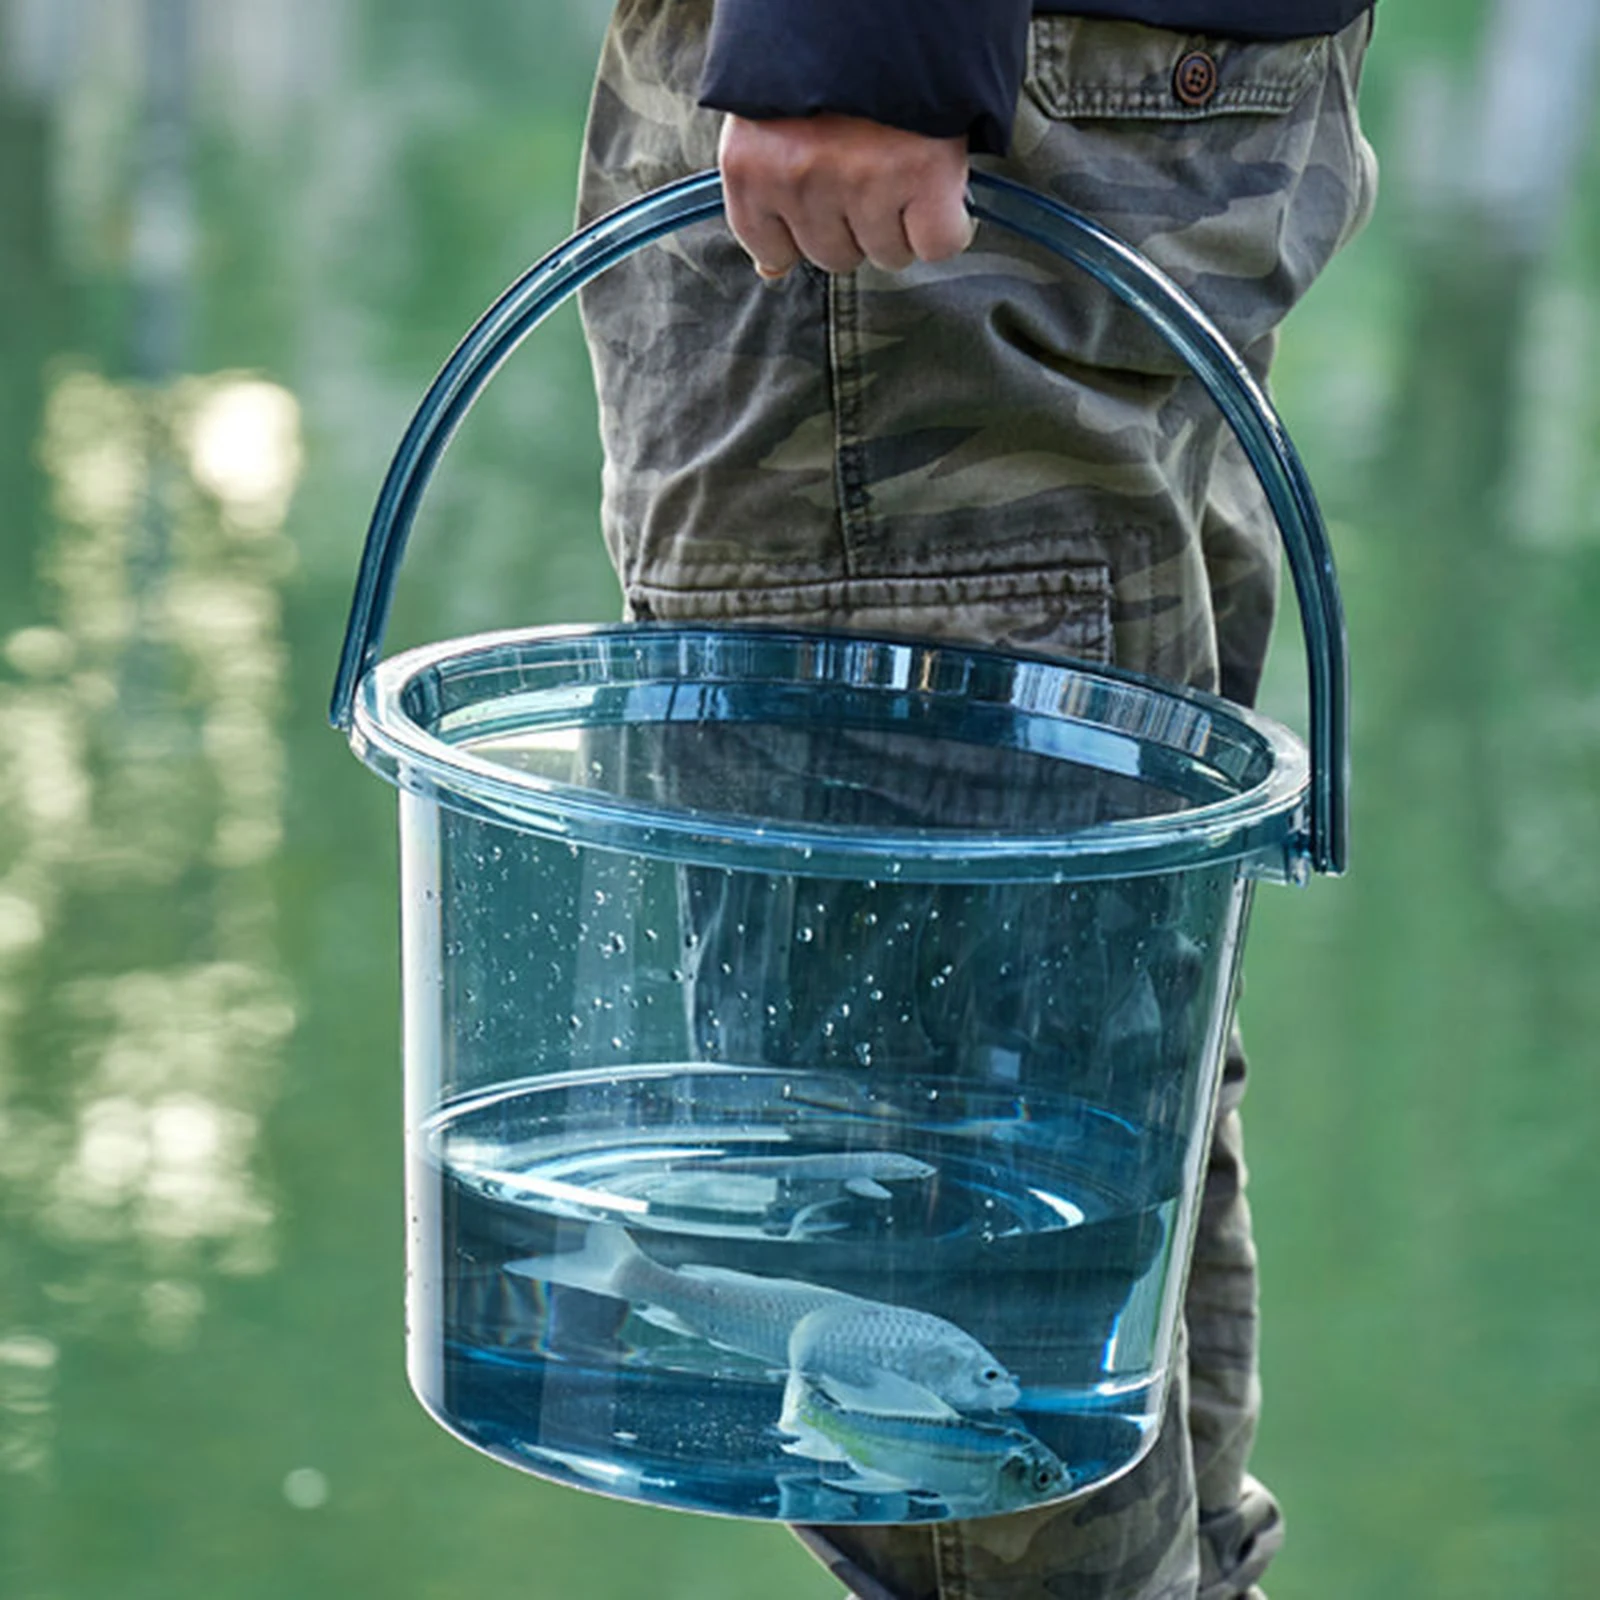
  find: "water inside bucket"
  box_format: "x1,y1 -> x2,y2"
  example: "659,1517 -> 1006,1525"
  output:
423,1064 -> 1184,1520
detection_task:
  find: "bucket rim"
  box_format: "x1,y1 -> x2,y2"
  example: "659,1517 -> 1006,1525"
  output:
350,622 -> 1312,884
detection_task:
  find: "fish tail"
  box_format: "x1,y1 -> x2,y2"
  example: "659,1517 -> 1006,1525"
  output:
504,1222 -> 648,1300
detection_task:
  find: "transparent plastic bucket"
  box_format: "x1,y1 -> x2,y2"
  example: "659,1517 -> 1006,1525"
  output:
332,173 -> 1348,1525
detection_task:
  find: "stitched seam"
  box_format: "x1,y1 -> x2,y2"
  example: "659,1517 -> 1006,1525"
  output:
933,1522 -> 967,1600
632,525 -> 1158,586
1047,85 -> 1307,117
629,569 -> 1114,608
827,270 -> 872,573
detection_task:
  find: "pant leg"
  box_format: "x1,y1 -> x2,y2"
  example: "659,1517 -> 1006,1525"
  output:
577,10 -> 1376,1597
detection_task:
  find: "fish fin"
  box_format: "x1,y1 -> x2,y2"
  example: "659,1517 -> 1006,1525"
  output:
783,1202 -> 849,1239
829,1466 -> 919,1495
779,1430 -> 849,1463
503,1223 -> 642,1300
844,1177 -> 892,1201
812,1369 -> 960,1420
633,1303 -> 698,1338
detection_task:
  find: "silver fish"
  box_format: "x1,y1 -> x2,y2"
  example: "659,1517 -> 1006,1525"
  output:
505,1224 -> 1019,1415
778,1372 -> 1070,1514
696,1150 -> 936,1202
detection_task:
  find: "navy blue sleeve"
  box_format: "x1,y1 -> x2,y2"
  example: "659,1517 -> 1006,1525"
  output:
698,0 -> 1034,156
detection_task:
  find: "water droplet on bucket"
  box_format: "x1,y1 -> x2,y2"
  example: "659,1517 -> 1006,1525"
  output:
797,927 -> 815,943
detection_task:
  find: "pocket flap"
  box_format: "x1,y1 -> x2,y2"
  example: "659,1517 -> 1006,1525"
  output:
1026,20 -> 1329,121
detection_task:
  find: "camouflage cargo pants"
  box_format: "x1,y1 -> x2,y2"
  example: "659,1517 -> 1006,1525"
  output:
577,8 -> 1377,1598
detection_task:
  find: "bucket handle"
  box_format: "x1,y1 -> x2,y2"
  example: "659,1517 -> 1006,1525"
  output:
329,170 -> 1348,876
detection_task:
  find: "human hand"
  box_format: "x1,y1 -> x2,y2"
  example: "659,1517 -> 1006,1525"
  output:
718,113 -> 973,279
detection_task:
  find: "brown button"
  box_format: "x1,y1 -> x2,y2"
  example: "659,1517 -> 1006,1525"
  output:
1173,49 -> 1219,108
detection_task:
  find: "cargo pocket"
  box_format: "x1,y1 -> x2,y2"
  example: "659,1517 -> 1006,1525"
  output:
1004,15 -> 1378,371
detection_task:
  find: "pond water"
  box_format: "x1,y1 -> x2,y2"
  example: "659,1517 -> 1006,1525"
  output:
1,3 -> 1597,1597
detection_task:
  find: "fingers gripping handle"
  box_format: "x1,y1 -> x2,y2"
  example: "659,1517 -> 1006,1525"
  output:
329,170 -> 1348,877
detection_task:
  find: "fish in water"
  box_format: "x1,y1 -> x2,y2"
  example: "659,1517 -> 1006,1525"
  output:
690,1149 -> 937,1202
778,1372 -> 1070,1514
505,1224 -> 1019,1415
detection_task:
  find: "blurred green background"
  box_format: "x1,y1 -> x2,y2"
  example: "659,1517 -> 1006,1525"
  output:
2,2 -> 1597,1596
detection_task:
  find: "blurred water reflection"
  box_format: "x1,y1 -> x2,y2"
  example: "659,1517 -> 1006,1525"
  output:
2,357 -> 298,1427
1,2 -> 1597,1598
